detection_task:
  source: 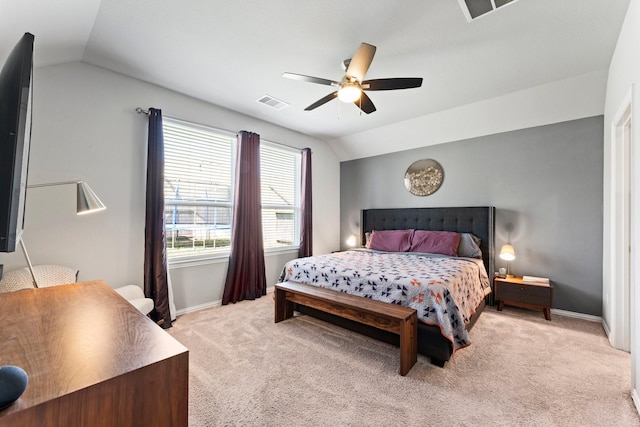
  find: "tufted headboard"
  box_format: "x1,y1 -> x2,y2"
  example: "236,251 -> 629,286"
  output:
361,206 -> 495,279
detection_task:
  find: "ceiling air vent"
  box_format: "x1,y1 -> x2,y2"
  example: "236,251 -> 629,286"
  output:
257,95 -> 289,110
458,0 -> 519,22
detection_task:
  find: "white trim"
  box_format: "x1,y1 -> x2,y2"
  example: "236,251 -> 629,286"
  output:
169,246 -> 299,270
261,138 -> 303,154
169,253 -> 230,269
175,287 -> 275,317
632,388 -> 640,416
175,299 -> 222,316
163,115 -> 237,139
264,246 -> 299,256
174,293 -> 603,323
551,308 -> 602,323
164,115 -> 304,154
631,82 -> 639,401
607,87 -> 634,351
602,318 -> 612,337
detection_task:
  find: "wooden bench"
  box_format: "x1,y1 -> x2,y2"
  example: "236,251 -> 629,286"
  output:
274,281 -> 418,376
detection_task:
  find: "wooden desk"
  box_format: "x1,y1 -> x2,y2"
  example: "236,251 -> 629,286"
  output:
0,280 -> 188,427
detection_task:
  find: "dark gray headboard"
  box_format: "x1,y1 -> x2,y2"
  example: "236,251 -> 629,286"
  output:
361,206 -> 495,278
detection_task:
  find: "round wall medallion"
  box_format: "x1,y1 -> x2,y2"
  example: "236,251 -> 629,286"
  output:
404,159 -> 444,196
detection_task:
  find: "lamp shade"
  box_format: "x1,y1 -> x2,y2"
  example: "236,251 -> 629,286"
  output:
28,180 -> 107,215
76,181 -> 106,215
346,234 -> 358,247
499,244 -> 516,261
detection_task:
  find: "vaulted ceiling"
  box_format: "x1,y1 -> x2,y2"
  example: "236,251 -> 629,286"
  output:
1,0 -> 630,154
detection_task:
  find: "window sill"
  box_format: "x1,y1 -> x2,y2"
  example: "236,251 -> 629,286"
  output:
264,245 -> 299,256
168,246 -> 299,270
168,252 -> 229,269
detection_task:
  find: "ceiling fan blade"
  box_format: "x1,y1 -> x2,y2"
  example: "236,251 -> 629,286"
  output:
355,92 -> 376,114
282,72 -> 339,86
304,92 -> 338,111
346,42 -> 376,83
362,78 -> 423,91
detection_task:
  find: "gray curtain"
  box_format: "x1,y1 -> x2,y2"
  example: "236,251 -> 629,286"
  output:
222,131 -> 267,304
143,108 -> 172,328
298,148 -> 312,257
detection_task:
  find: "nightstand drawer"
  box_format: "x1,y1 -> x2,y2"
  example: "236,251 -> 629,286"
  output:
497,283 -> 551,301
494,277 -> 553,320
497,287 -> 551,306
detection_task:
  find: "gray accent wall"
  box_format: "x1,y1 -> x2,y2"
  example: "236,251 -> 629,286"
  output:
340,116 -> 604,316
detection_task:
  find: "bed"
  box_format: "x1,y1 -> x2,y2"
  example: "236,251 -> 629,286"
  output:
280,206 -> 495,366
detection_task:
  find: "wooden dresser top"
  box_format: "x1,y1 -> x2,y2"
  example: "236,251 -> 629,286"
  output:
0,280 -> 188,417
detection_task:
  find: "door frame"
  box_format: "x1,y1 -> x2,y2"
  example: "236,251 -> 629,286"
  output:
610,88 -> 633,352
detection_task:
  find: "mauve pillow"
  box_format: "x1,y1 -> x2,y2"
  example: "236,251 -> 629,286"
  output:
410,230 -> 461,257
367,229 -> 413,252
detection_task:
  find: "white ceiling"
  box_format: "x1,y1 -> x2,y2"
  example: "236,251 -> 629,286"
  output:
0,0 -> 631,145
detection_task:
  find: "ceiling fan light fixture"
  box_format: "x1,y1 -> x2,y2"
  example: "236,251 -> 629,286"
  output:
337,84 -> 361,103
283,42 -> 421,113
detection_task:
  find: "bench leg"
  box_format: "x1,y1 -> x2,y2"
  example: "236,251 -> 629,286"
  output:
274,287 -> 294,323
430,357 -> 446,368
399,313 -> 418,376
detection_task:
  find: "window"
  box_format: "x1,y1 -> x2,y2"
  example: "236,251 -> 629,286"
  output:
163,118 -> 235,259
163,118 -> 301,260
260,142 -> 301,249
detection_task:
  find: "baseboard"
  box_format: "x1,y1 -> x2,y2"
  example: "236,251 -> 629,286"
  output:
602,319 -> 612,339
632,388 -> 640,417
175,287 -> 275,316
550,308 -> 602,323
175,294 -> 600,323
176,299 -> 222,316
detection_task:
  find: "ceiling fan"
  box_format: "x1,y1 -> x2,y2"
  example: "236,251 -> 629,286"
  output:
282,42 -> 423,114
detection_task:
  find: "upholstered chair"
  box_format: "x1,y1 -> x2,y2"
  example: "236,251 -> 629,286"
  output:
114,285 -> 154,316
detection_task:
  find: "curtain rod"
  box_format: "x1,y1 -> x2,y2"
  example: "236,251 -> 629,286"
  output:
134,107 -> 308,153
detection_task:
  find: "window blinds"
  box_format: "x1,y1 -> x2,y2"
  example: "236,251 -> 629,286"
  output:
163,118 -> 301,258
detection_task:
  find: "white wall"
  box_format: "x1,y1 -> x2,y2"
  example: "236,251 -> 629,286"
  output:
0,62 -> 341,311
603,0 -> 640,410
328,69 -> 607,161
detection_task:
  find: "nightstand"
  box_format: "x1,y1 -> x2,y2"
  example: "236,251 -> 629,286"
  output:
494,276 -> 553,320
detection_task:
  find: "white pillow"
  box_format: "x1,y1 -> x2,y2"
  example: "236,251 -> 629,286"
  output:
0,264 -> 78,293
0,268 -> 36,293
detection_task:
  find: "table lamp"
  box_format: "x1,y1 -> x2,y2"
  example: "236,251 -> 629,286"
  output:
499,243 -> 516,277
28,180 -> 106,214
21,180 -> 106,287
345,234 -> 358,248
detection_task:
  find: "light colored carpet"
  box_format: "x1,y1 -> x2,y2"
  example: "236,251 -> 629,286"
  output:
168,293 -> 639,426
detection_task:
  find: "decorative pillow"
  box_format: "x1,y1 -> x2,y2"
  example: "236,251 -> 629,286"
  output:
32,265 -> 79,288
410,230 -> 461,257
367,229 -> 413,252
0,268 -> 35,293
0,264 -> 78,293
458,233 -> 482,259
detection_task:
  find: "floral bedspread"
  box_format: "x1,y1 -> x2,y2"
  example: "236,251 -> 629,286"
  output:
279,250 -> 491,352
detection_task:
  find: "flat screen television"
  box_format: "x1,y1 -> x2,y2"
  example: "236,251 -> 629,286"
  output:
0,33 -> 34,253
